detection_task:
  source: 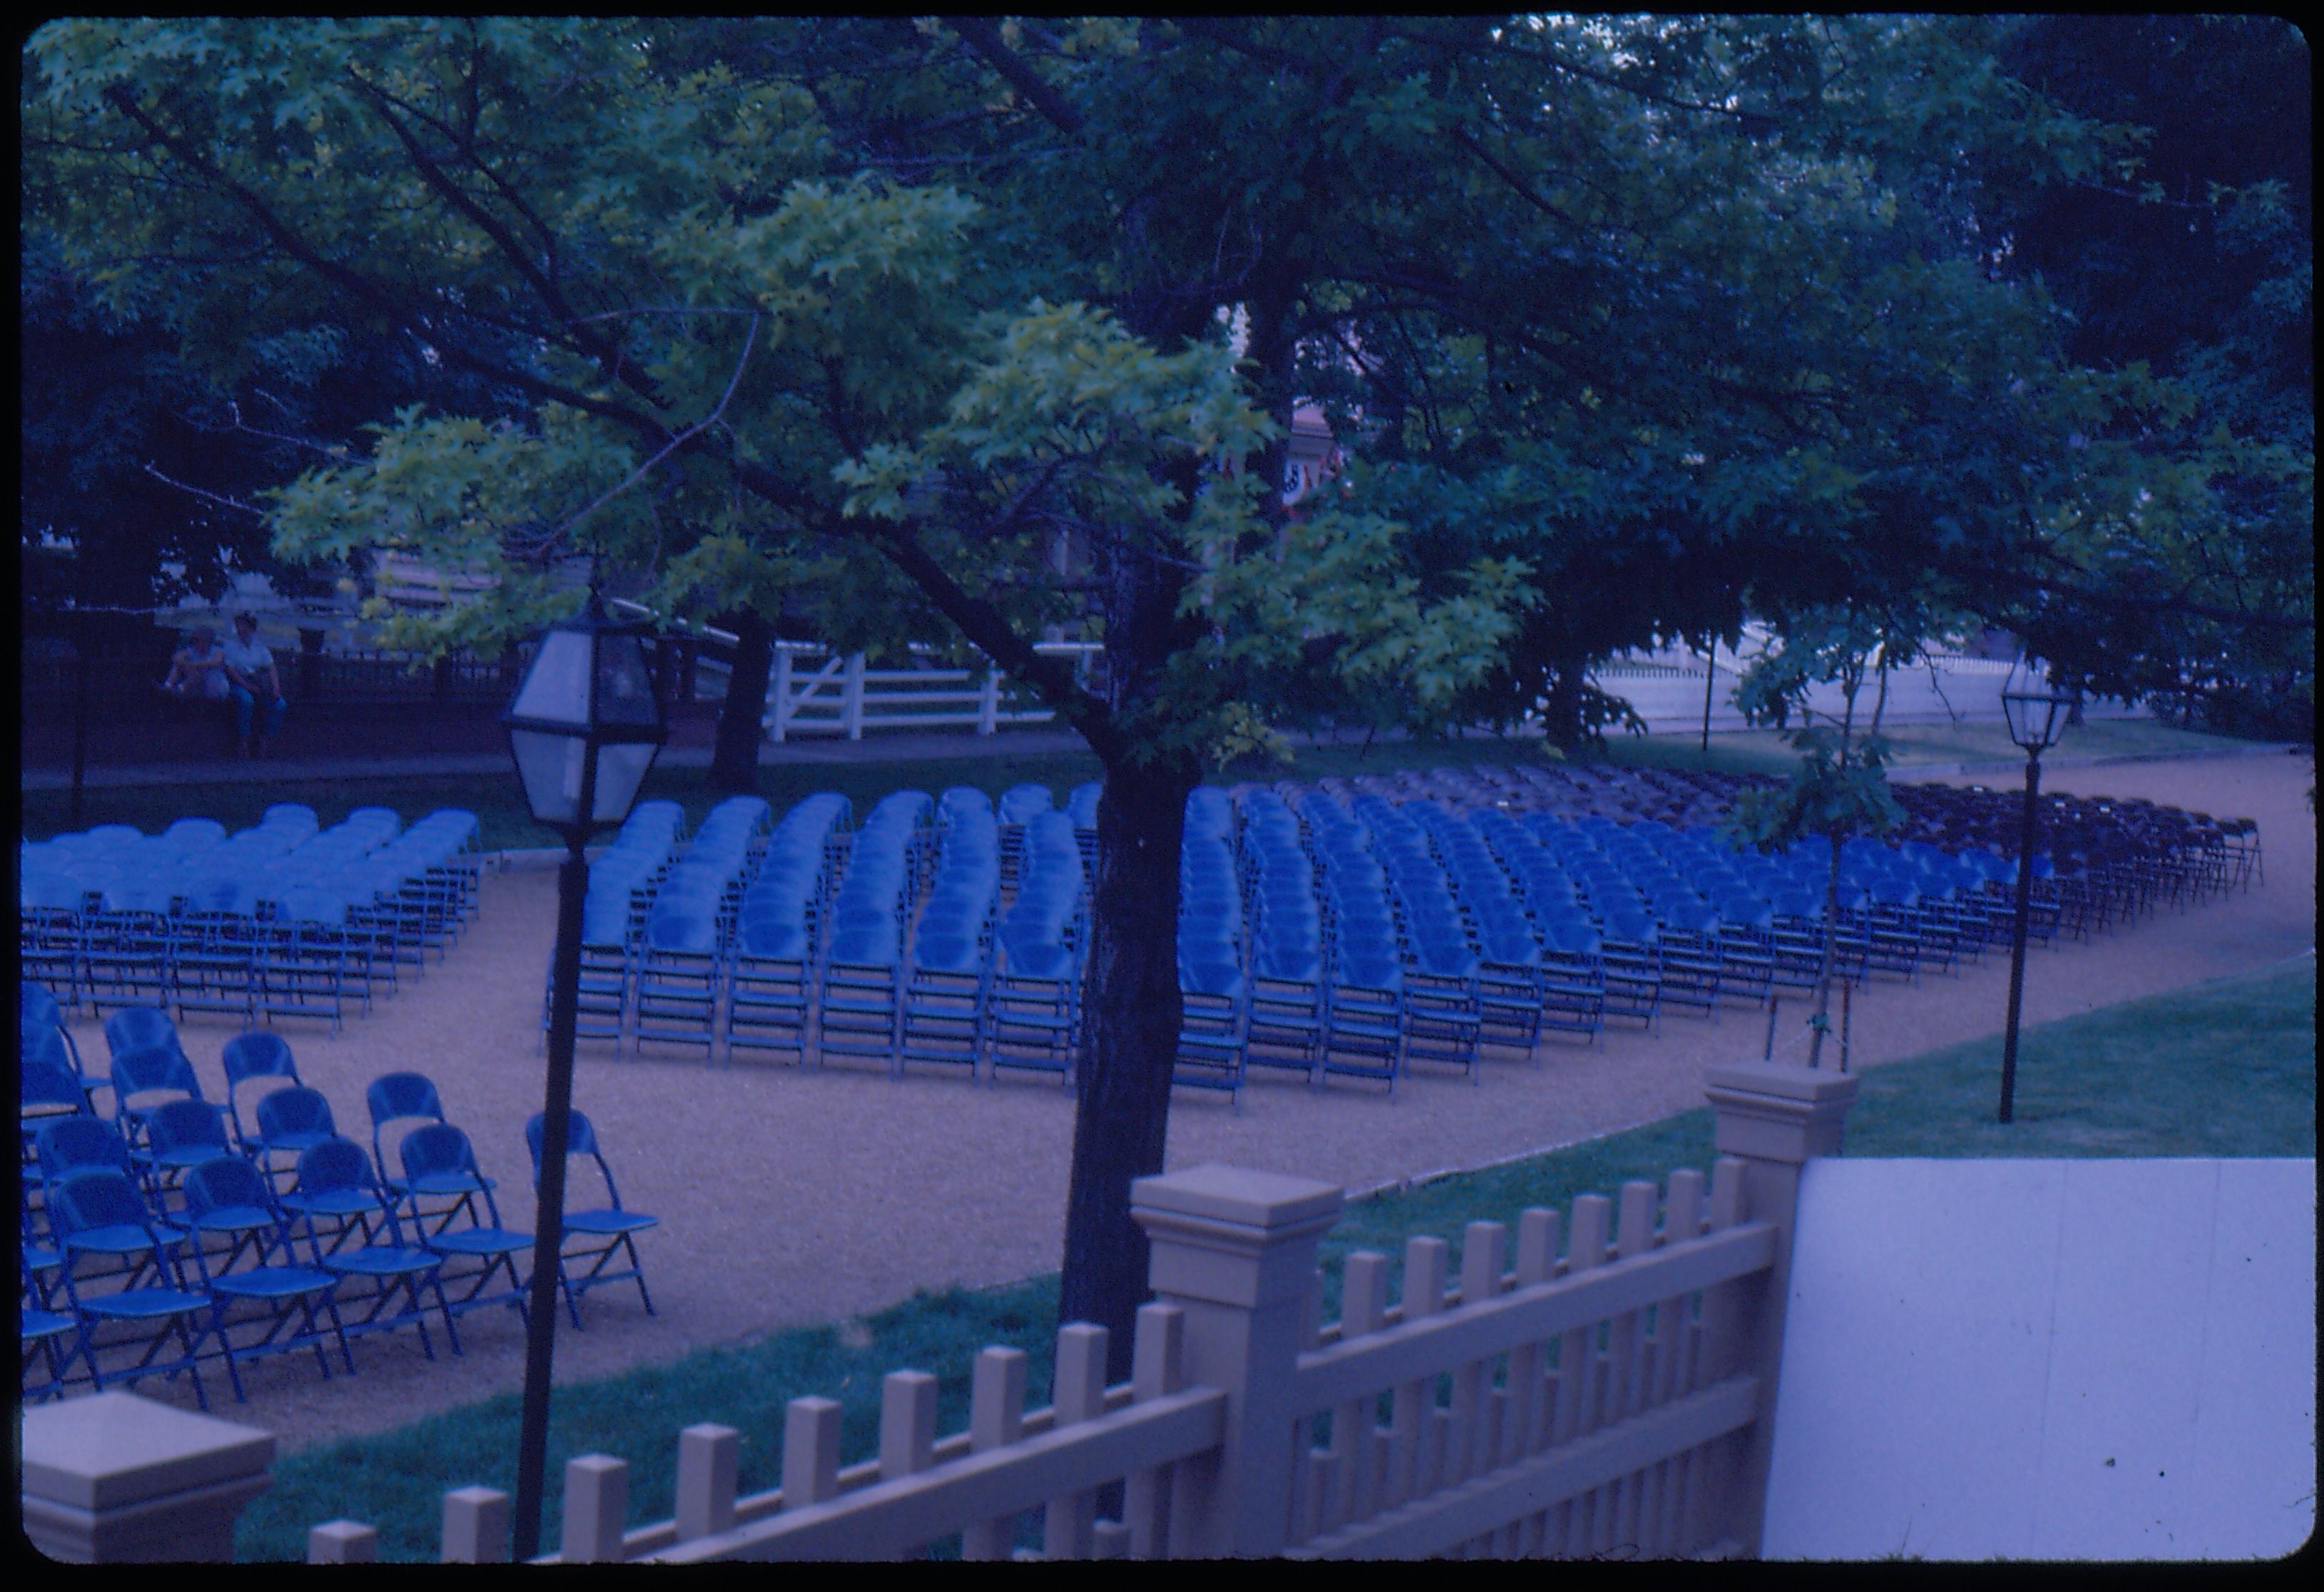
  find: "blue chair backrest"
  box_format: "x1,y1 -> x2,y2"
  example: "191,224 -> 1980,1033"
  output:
38,1116 -> 133,1185
21,981 -> 62,1029
400,1121 -> 479,1185
147,1098 -> 230,1158
645,911 -> 717,954
222,1031 -> 300,1091
185,1155 -> 277,1220
105,1006 -> 183,1063
21,1044 -> 86,1116
366,1071 -> 445,1131
293,1137 -> 374,1198
111,1044 -> 201,1106
526,1109 -> 605,1167
53,1169 -> 156,1237
255,1087 -> 337,1143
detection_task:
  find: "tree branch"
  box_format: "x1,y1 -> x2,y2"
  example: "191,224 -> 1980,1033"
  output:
943,16 -> 1087,136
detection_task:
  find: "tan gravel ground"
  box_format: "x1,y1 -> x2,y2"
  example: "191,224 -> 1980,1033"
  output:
48,749 -> 2315,1451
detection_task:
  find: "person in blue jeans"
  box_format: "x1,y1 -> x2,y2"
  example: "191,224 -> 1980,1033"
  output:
221,612 -> 289,757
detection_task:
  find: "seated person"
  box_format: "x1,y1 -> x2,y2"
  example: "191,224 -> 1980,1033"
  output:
161,624 -> 230,704
221,611 -> 290,758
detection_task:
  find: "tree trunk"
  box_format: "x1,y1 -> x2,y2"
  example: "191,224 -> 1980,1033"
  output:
1541,652 -> 1589,752
1058,743 -> 1198,1377
710,608 -> 773,795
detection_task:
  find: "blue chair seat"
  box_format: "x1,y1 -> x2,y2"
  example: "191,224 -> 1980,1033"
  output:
80,1285 -> 212,1321
323,1246 -> 441,1280
281,1188 -> 389,1223
426,1228 -> 531,1260
406,1170 -> 497,1197
60,1222 -> 175,1258
562,1208 -> 657,1238
210,1264 -> 336,1302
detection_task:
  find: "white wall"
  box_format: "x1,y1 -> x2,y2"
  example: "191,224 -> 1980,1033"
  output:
1761,1158 -> 2315,1561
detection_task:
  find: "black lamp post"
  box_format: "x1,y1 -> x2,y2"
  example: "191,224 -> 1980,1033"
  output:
503,594 -> 665,1561
1996,671 -> 2073,1125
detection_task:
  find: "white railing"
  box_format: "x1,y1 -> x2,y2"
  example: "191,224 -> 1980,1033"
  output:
766,643 -> 1104,743
297,1063 -> 1857,1563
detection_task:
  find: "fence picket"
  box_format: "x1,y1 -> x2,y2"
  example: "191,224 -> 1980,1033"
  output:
1043,1324 -> 1108,1559
1642,1170 -> 1706,1557
308,1519 -> 377,1563
1602,1181 -> 1660,1555
783,1397 -> 843,1514
1546,1193 -> 1612,1556
676,1425 -> 740,1543
963,1348 -> 1028,1561
561,1454 -> 629,1564
1457,1220 -> 1505,1493
1680,1158 -> 1749,1553
1390,1236 -> 1448,1508
1334,1251 -> 1390,1530
1493,1207 -> 1559,1556
1125,1305 -> 1184,1560
441,1485 -> 509,1563
1291,1267 -> 1326,1546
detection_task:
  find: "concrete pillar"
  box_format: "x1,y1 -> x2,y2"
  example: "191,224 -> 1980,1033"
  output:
1132,1163 -> 1343,1558
1700,1061 -> 1858,1556
21,1391 -> 275,1563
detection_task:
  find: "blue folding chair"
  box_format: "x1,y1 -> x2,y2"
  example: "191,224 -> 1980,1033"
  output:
365,1071 -> 449,1200
1174,959 -> 1249,1106
143,1098 -> 235,1214
725,912 -> 812,1067
398,1124 -> 531,1325
524,1111 -> 657,1328
633,907 -> 721,1061
109,1044 -> 203,1165
283,1138 -> 460,1358
817,923 -> 904,1076
104,1005 -> 189,1068
21,1031 -> 91,1163
220,1031 -> 302,1151
48,1168 -> 217,1409
248,1087 -> 339,1191
180,1155 -> 354,1397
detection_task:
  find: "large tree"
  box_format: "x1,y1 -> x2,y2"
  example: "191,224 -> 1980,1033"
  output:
24,16 -> 2222,1375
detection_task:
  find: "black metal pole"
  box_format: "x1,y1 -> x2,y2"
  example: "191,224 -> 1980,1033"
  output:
70,617 -> 91,831
513,829 -> 590,1561
1701,641 -> 1716,754
1997,752 -> 2043,1124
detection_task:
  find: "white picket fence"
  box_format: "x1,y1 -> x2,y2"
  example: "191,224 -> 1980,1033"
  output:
764,643 -> 1105,743
304,1063 -> 1856,1563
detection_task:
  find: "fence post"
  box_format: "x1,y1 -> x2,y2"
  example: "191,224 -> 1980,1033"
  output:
769,646 -> 792,744
842,653 -> 866,740
19,1390 -> 275,1563
1132,1163 -> 1344,1559
560,1454 -> 630,1563
442,1485 -> 510,1562
675,1426 -> 739,1543
978,668 -> 1000,736
307,1520 -> 377,1563
1699,1061 -> 1858,1558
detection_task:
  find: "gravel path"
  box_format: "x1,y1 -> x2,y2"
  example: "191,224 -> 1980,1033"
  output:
52,750 -> 2315,1451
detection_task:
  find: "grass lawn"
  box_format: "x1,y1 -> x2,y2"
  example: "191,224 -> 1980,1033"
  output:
20,719 -> 2256,847
232,954 -> 2314,1561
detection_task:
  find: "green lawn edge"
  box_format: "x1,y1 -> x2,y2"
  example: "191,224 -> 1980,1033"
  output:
234,954 -> 2315,1560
